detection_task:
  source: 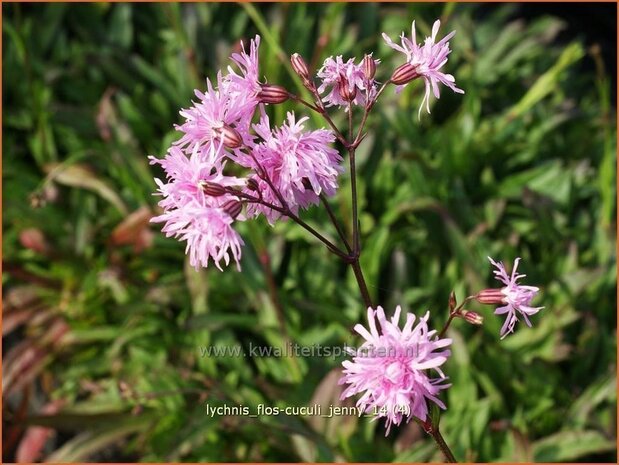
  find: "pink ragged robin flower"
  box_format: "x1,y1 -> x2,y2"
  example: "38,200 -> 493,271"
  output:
383,20 -> 464,117
224,35 -> 262,113
150,146 -> 246,271
339,306 -> 452,434
242,112 -> 343,224
174,74 -> 253,162
485,257 -> 544,339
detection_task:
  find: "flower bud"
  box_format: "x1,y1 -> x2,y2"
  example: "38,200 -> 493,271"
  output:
460,310 -> 484,325
291,53 -> 310,81
220,124 -> 243,149
291,53 -> 316,91
390,63 -> 419,85
258,84 -> 289,104
448,291 -> 457,312
338,74 -> 356,102
199,181 -> 227,197
252,163 -> 266,179
363,54 -> 377,80
19,228 -> 49,255
475,288 -> 506,305
222,199 -> 243,219
246,178 -> 260,192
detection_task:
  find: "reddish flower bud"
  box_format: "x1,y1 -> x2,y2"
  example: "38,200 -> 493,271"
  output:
291,53 -> 316,91
219,124 -> 243,149
258,84 -> 289,104
222,199 -> 243,219
460,310 -> 484,325
363,54 -> 377,80
448,291 -> 457,312
246,178 -> 260,192
476,288 -> 506,305
338,74 -> 356,102
390,63 -> 419,85
199,181 -> 227,197
252,163 -> 266,179
291,53 -> 310,81
19,228 -> 49,255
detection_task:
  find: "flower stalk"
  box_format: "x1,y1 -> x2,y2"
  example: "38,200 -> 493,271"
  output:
422,419 -> 458,463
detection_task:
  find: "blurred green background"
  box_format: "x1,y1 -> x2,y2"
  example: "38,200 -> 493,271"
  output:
3,2 -> 617,462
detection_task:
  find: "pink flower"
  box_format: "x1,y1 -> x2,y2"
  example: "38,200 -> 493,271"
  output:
176,35 -> 266,156
174,74 -> 252,162
339,306 -> 452,434
150,146 -> 244,208
150,146 -> 246,270
383,20 -> 464,117
224,35 -> 263,125
488,257 -> 544,339
155,205 -> 244,271
317,55 -> 379,108
243,112 -> 343,224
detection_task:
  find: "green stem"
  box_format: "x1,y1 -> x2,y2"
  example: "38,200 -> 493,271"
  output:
320,193 -> 352,253
431,428 -> 458,463
438,295 -> 476,338
231,189 -> 349,260
350,259 -> 373,309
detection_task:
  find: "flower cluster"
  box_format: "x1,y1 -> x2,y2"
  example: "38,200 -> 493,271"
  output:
317,55 -> 379,109
151,18 -> 546,447
339,257 -> 543,434
339,306 -> 452,434
152,19 -> 467,271
151,36 -> 342,269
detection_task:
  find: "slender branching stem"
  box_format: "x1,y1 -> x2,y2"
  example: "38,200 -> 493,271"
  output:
225,190 -> 349,260
347,101 -> 353,141
353,80 -> 391,147
245,150 -> 348,258
288,94 -> 348,146
438,295 -> 476,338
285,210 -> 350,260
348,147 -> 361,253
346,102 -> 362,260
350,259 -> 373,309
320,193 -> 352,253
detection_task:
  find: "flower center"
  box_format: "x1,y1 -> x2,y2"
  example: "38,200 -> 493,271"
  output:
502,286 -> 519,304
211,120 -> 225,130
385,360 -> 406,384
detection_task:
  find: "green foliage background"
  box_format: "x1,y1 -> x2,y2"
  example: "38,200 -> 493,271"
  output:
3,3 -> 617,462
